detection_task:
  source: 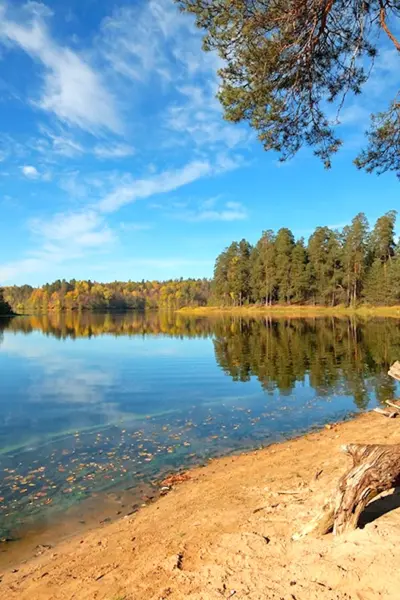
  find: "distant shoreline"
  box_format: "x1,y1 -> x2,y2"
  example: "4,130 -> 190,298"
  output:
176,304 -> 400,318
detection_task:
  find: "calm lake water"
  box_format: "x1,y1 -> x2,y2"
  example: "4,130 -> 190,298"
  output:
0,312 -> 399,550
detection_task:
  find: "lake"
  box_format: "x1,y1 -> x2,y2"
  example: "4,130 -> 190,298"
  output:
0,312 -> 399,559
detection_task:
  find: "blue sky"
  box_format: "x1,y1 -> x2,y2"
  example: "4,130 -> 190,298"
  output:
0,0 -> 399,286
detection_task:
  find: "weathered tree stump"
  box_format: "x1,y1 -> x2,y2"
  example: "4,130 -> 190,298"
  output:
294,443 -> 400,539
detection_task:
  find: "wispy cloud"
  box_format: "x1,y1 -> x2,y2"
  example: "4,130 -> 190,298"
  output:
180,200 -> 248,222
98,159 -> 212,213
337,105 -> 371,127
0,133 -> 25,163
0,210 -> 115,284
98,1 -> 248,153
30,210 -> 115,252
0,258 -> 44,284
58,170 -> 89,198
36,125 -> 85,158
166,84 -> 250,151
99,0 -> 208,83
0,0 -> 251,286
94,143 -> 135,159
0,2 -> 121,133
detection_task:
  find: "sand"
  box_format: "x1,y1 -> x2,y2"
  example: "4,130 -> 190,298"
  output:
2,411 -> 400,600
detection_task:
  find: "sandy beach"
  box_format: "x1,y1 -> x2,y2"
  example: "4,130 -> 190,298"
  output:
1,411 -> 400,599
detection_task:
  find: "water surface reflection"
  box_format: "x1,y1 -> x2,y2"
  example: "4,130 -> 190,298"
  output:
0,312 -> 399,542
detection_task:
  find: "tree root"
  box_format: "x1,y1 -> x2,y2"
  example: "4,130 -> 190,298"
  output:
293,443 -> 400,539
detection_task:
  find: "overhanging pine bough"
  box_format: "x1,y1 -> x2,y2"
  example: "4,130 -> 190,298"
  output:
176,0 -> 400,175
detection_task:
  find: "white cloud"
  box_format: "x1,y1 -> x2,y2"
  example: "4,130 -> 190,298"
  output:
0,133 -> 26,163
365,48 -> 399,98
200,196 -> 220,210
99,0 -> 201,83
21,165 -> 39,178
98,1 -> 248,153
94,143 -> 135,159
166,85 -> 250,150
58,170 -> 88,198
37,126 -> 84,157
0,209 -> 115,284
336,105 -> 371,127
329,46 -> 399,148
0,1 -> 251,286
98,159 -> 212,213
0,2 -> 121,133
0,258 -> 43,284
180,200 -> 248,222
30,210 -> 114,249
20,164 -> 52,181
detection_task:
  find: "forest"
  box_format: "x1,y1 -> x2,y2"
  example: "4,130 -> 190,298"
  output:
3,278 -> 212,314
213,211 -> 400,307
2,210 -> 400,313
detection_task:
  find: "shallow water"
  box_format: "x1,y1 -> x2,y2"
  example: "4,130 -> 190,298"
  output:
0,312 -> 399,551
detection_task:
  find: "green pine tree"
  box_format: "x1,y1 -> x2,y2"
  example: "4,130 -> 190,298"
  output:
274,228 -> 295,304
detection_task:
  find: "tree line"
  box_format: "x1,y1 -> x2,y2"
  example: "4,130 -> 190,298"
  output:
3,278 -> 211,314
1,311 -> 215,340
3,210 -> 400,312
214,211 -> 400,307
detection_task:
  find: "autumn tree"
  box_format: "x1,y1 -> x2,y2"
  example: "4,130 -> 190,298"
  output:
0,288 -> 13,315
176,0 -> 400,175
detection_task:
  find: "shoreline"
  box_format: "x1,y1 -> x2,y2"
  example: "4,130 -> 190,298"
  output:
177,304 -> 400,318
3,410 -> 400,599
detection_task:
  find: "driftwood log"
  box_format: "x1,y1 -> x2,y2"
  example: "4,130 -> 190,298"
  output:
294,443 -> 400,539
294,362 -> 400,539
